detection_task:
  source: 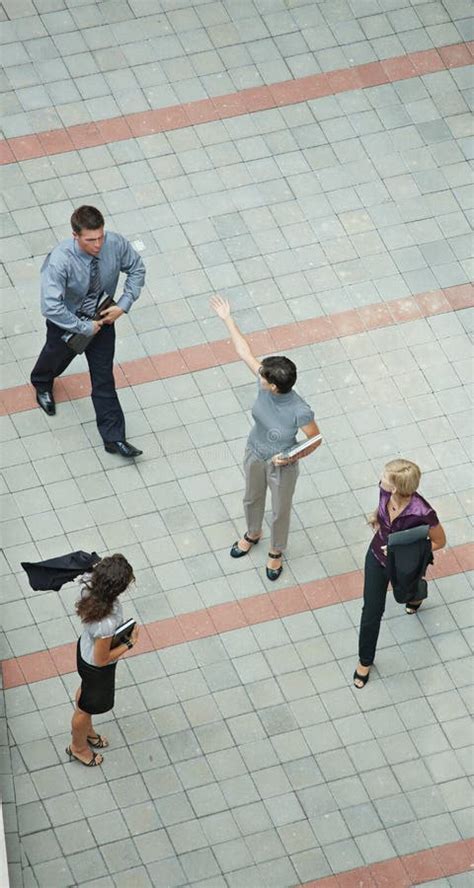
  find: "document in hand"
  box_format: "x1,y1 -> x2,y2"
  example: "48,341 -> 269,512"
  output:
284,433 -> 322,459
64,293 -> 115,354
110,618 -> 136,649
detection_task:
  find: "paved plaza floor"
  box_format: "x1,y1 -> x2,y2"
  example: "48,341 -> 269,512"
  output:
0,0 -> 473,886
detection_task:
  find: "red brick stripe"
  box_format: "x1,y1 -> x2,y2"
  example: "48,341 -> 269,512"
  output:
2,542 -> 472,689
0,283 -> 472,417
299,838 -> 474,887
1,43 -> 472,164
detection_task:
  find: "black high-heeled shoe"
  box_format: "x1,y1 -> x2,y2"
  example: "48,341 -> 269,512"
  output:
353,669 -> 370,689
66,746 -> 103,766
266,552 -> 283,581
230,533 -> 260,558
405,601 -> 423,614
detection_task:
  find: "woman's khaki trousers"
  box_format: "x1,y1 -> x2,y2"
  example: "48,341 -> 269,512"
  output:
243,449 -> 299,552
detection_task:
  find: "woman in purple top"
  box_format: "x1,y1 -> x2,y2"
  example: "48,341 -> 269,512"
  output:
354,459 -> 446,688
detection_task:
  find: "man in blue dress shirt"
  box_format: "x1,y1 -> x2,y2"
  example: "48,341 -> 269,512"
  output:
31,205 -> 146,459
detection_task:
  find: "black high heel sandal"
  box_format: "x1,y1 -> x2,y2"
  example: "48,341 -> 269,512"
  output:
353,669 -> 370,689
87,733 -> 109,749
66,745 -> 103,767
405,601 -> 423,614
266,552 -> 283,581
230,533 -> 260,558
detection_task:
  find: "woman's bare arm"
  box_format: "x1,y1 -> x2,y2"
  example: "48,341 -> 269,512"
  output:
272,420 -> 322,466
210,295 -> 261,375
294,420 -> 322,460
93,625 -> 140,666
429,523 -> 446,552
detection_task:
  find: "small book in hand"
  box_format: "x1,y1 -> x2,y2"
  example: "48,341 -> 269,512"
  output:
110,618 -> 135,649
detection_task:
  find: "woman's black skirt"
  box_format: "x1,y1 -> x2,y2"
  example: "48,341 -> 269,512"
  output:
76,639 -> 117,715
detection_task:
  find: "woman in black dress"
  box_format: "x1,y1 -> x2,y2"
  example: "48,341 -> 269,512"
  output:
66,553 -> 139,766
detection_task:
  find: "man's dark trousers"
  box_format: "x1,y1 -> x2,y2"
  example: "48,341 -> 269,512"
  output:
31,320 -> 125,443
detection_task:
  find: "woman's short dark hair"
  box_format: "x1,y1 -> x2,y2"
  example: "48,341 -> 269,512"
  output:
76,554 -> 134,624
260,356 -> 297,394
71,205 -> 104,234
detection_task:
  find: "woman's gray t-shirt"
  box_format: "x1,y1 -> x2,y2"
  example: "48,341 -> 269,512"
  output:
79,590 -> 124,667
246,383 -> 314,460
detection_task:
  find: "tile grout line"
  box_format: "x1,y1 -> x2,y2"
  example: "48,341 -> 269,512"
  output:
0,43 -> 472,165
2,541 -> 472,689
0,283 -> 472,417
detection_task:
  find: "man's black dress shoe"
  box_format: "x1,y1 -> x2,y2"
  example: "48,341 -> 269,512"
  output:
36,391 -> 55,416
104,441 -> 143,458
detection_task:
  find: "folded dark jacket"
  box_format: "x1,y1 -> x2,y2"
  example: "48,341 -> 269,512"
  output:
387,530 -> 433,604
388,524 -> 430,547
21,551 -> 100,591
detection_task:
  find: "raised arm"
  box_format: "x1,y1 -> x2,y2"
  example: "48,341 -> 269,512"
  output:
210,295 -> 261,375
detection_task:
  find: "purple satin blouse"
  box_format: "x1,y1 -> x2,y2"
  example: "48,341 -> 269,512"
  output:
371,486 -> 439,566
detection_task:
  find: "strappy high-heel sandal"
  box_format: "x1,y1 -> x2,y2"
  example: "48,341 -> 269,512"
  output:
266,552 -> 283,581
66,745 -> 103,766
230,533 -> 260,558
87,734 -> 109,749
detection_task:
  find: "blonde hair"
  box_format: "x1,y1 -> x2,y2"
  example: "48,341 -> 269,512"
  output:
384,459 -> 421,496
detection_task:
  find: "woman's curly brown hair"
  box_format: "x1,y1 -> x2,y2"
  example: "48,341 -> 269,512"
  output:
76,554 -> 134,624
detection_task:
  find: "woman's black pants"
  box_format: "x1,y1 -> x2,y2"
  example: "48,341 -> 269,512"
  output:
358,548 -> 391,667
31,320 -> 125,444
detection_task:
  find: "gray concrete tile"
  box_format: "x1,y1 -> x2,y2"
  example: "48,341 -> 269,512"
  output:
342,800 -> 384,839
324,837 -> 365,873
356,827 -> 397,864
212,837 -> 253,873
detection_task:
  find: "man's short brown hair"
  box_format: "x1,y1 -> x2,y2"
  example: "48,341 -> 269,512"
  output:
71,205 -> 105,234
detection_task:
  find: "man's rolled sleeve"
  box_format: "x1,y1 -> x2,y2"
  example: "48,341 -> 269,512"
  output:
116,237 -> 146,313
41,264 -> 94,336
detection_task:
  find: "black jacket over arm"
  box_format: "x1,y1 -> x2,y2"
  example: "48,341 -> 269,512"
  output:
387,537 -> 433,603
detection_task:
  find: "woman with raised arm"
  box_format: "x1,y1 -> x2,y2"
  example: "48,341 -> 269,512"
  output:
210,295 -> 322,581
353,459 -> 446,689
66,553 -> 139,766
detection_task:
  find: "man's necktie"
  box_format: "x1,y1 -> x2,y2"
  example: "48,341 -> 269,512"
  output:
81,257 -> 102,317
